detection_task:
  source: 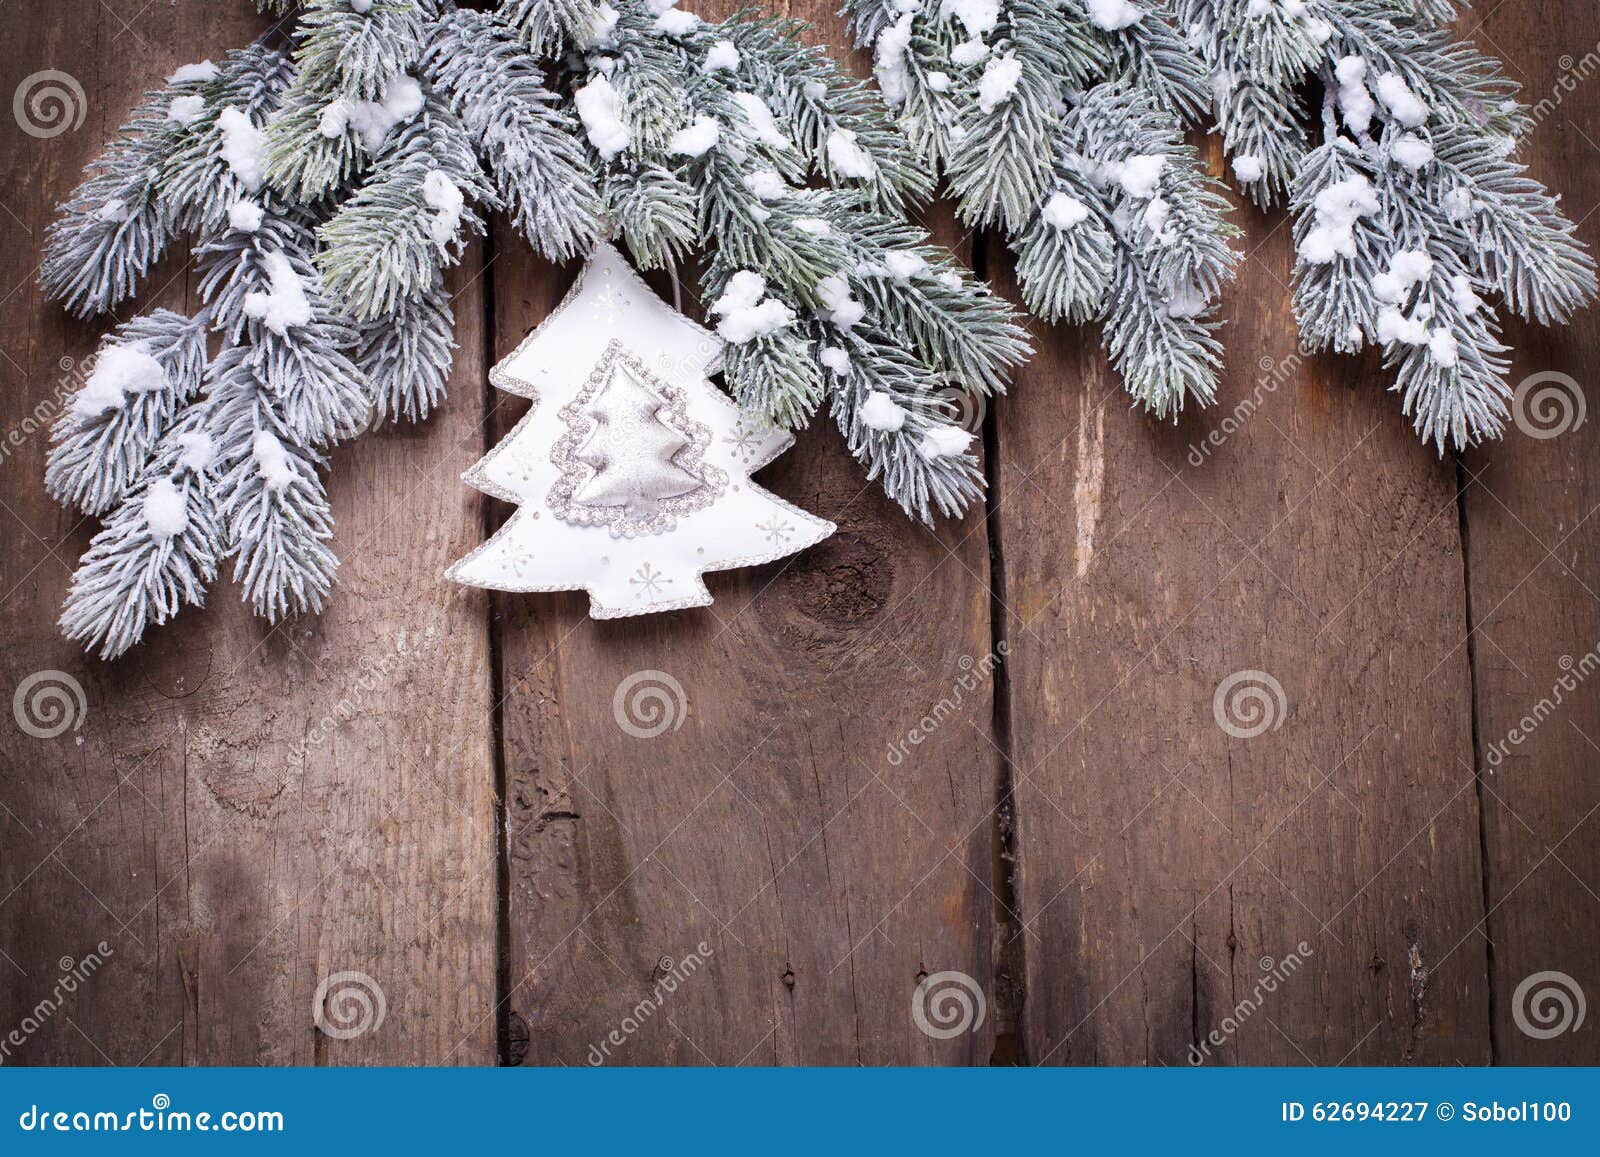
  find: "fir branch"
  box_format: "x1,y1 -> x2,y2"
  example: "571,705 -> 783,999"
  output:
46,310 -> 209,516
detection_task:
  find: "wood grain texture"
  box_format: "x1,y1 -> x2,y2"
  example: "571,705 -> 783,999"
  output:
1,0 -> 1597,1069
490,0 -> 1005,1067
1462,3 -> 1600,1065
989,161 -> 1492,1064
0,4 -> 497,1064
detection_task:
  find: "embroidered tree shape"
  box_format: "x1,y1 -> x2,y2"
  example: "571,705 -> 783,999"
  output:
445,243 -> 833,618
550,353 -> 723,535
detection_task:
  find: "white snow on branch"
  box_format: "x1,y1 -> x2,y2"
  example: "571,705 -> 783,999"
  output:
874,14 -> 915,106
827,128 -> 878,179
704,39 -> 740,72
167,60 -> 218,85
1087,0 -> 1146,31
216,107 -> 266,193
243,251 -> 313,336
422,169 -> 464,245
746,168 -> 788,200
319,75 -> 424,154
1375,73 -> 1428,128
918,424 -> 973,459
950,38 -> 990,66
575,76 -> 630,159
1298,175 -> 1379,264
228,199 -> 263,233
71,342 -> 167,420
167,94 -> 205,126
978,54 -> 1022,114
252,429 -> 294,493
1335,56 -> 1375,137
710,272 -> 795,343
939,0 -> 1000,38
1232,154 -> 1264,182
142,477 -> 189,540
1118,154 -> 1165,199
1042,192 -> 1090,230
1391,133 -> 1434,171
731,93 -> 790,150
669,115 -> 721,157
860,391 -> 908,431
176,429 -> 216,472
816,275 -> 865,329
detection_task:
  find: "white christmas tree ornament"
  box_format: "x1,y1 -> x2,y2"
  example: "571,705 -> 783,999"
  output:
447,243 -> 835,617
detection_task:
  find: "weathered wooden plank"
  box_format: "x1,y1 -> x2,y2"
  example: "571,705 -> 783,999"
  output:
491,0 -> 1004,1065
1462,4 -> 1600,1065
990,160 -> 1492,1062
0,3 -> 497,1064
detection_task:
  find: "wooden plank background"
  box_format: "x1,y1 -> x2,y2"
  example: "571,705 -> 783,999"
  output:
0,0 -> 1595,1066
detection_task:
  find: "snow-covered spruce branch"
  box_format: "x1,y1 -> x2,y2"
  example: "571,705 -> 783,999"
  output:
848,0 -> 1238,416
1179,0 -> 1594,450
570,0 -> 1028,518
45,44 -> 375,656
40,0 -> 1030,656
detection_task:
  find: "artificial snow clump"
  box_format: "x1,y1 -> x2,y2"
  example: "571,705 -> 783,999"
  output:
860,391 -> 908,430
142,478 -> 189,540
242,252 -> 312,336
711,272 -> 795,343
827,128 -> 877,179
574,76 -> 631,159
72,343 -> 167,419
669,114 -> 721,157
215,107 -> 265,192
919,425 -> 973,458
1041,192 -> 1090,230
